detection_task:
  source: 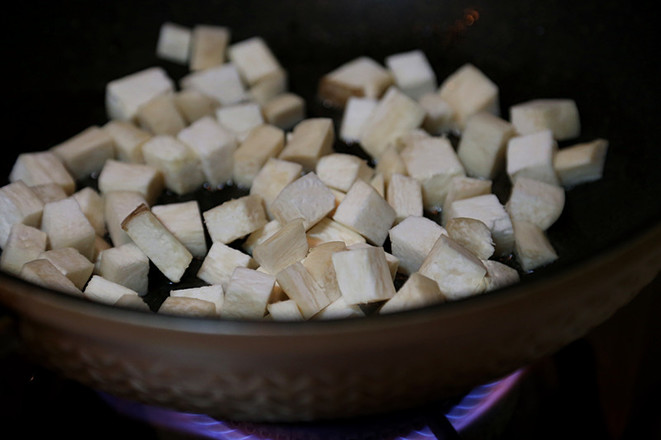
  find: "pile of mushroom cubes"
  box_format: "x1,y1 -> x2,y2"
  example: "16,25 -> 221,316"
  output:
0,23 -> 608,320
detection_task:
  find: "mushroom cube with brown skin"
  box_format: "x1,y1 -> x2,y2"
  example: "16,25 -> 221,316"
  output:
104,191 -> 148,247
554,138 -> 608,188
19,259 -> 83,297
41,198 -> 96,261
121,204 -> 193,284
316,153 -> 374,193
233,124 -> 286,188
171,285 -> 224,317
0,181 -> 44,248
332,245 -> 396,305
275,262 -> 331,319
270,172 -> 336,231
457,112 -> 515,179
97,159 -> 164,206
278,118 -> 335,172
506,130 -> 560,186
105,67 -> 175,121
102,120 -> 152,163
318,56 -> 394,108
180,63 -> 246,107
0,224 -> 48,276
203,194 -> 268,244
197,242 -> 257,290
38,247 -> 94,290
250,158 -> 303,219
359,87 -> 426,160
512,220 -> 559,272
141,135 -> 205,195
418,235 -> 488,300
96,243 -> 150,296
135,94 -> 187,136
177,116 -> 238,188
189,25 -> 230,71
223,267 -> 277,320
388,215 -> 448,275
332,179 -> 396,246
510,99 -> 580,141
253,218 -> 308,275
506,177 -> 565,231
152,201 -> 207,259
9,152 -> 76,196
379,272 -> 446,314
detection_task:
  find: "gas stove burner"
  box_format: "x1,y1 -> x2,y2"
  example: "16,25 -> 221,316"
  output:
98,369 -> 524,440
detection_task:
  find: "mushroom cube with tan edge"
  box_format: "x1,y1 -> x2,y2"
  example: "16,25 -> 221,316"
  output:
72,187 -> 106,237
388,215 -> 448,275
98,159 -> 164,206
318,56 -> 394,108
316,153 -> 374,193
359,86 -> 426,160
379,272 -> 446,314
136,94 -> 186,136
233,124 -> 286,188
177,116 -> 238,188
253,218 -> 308,275
332,179 -> 396,246
9,152 -> 76,196
105,66 -> 175,122
250,158 -> 303,219
0,224 -> 48,276
174,89 -> 220,125
400,134 -> 466,210
438,63 -> 499,130
170,285 -> 224,317
152,201 -> 207,258
278,118 -> 335,172
444,194 -> 514,257
159,296 -> 217,318
418,235 -> 488,300
263,93 -> 306,130
457,112 -> 515,179
442,176 -> 493,223
512,220 -> 559,272
510,99 -> 580,141
96,243 -> 150,296
19,259 -> 83,297
189,24 -> 230,71
121,204 -> 193,284
506,130 -> 559,186
180,63 -> 246,106
103,120 -> 152,163
203,194 -> 268,245
554,138 -> 608,188
506,177 -> 565,231
248,69 -> 289,106
104,191 -> 148,247
347,242 -> 399,281
84,275 -> 142,305
197,242 -> 257,290
141,135 -> 205,195
0,181 -> 44,248
270,172 -> 336,231
301,241 -> 346,303
332,245 -> 396,305
41,198 -> 96,261
275,261 -> 331,319
38,247 -> 94,290
223,267 -> 277,320
243,219 -> 282,255
482,260 -> 520,292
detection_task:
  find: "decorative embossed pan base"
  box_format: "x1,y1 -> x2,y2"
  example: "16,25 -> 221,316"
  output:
1,0 -> 660,422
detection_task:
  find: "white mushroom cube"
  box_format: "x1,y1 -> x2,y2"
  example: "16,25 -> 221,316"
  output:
121,204 -> 193,283
386,173 -> 423,223
510,99 -> 580,141
316,153 -> 374,193
242,219 -> 282,255
156,22 -> 192,64
359,86 -> 426,159
105,66 -> 175,121
385,50 -> 437,100
228,36 -> 283,86
301,241 -> 346,303
9,152 -> 75,196
158,296 -> 216,317
482,260 -> 520,292
444,194 -> 514,256
554,138 -> 608,187
418,235 -> 487,300
347,242 -> 399,280
180,63 -> 246,106
262,93 -> 306,130
253,218 -> 309,274
270,172 -> 336,231
102,120 -> 152,163
135,94 -> 186,136
438,63 -> 499,129
197,242 -> 257,289
506,177 -> 565,230
177,116 -> 238,187
318,56 -> 394,108
41,198 -> 96,261
170,284 -> 224,317
203,194 -> 267,244
223,267 -> 277,319
332,179 -> 396,245
37,247 -> 93,290
379,272 -> 445,314
20,259 -> 83,296
50,126 -> 115,180
418,93 -> 455,135
442,176 -> 493,219
0,181 -> 44,248
512,220 -> 558,272
104,191 -> 148,247
250,158 -> 303,218
189,25 -> 230,71
388,215 -> 447,275
96,243 -> 150,295
457,112 -> 516,179
400,135 -> 466,210
340,97 -> 377,143
278,118 -> 335,172
306,217 -> 366,248
141,135 -> 205,195
0,224 -> 48,276
152,200 -> 207,258
72,187 -> 106,237
216,102 -> 265,142
29,183 -> 67,204
275,262 -> 331,319
332,246 -> 396,305
97,159 -> 164,206
506,129 -> 560,186
233,124 -> 286,188
446,217 -> 495,260
267,299 -> 304,321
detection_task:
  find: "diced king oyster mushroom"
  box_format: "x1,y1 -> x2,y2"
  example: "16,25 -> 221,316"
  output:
228,36 -> 283,86
189,24 -> 230,71
509,98 -> 580,141
19,259 -> 83,297
156,22 -> 192,65
512,220 -> 558,272
0,224 -> 48,276
318,56 -> 394,108
29,183 -> 67,204
37,247 -> 94,290
197,242 -> 257,290
482,260 -> 521,292
386,173 -> 424,224
84,275 -> 140,305
276,261 -> 331,319
270,172 -> 336,231
152,200 -> 208,258
141,135 -> 205,195
446,217 -> 495,260
71,187 -> 106,237
159,296 -> 217,318
9,152 -> 76,196
104,191 -> 148,247
216,102 -> 265,141
0,181 -> 44,248
232,124 -> 286,188
250,158 -> 303,219
170,285 -> 224,317
332,245 -> 396,305
267,299 -> 304,321
105,66 -> 175,121
506,129 -> 560,186
41,198 -> 96,261
222,267 -> 277,319
340,97 -> 378,143
252,218 -> 309,275
385,50 -> 437,101
96,243 -> 150,296
388,215 -> 448,276
457,112 -> 515,179
203,194 -> 268,244
379,272 -> 446,314
97,159 -> 164,206
506,177 -> 565,231
102,120 -> 152,163
180,63 -> 246,106
262,93 -> 306,130
174,89 -> 220,125
554,138 -> 608,188
301,241 -> 346,303
278,118 -> 335,172
136,94 -> 187,136
316,153 -> 374,193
